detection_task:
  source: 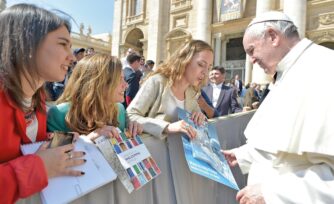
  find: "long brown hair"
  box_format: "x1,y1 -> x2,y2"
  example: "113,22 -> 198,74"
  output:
149,39 -> 213,90
0,4 -> 71,111
57,54 -> 122,134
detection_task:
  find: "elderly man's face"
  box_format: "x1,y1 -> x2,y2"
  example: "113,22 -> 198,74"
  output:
243,30 -> 281,75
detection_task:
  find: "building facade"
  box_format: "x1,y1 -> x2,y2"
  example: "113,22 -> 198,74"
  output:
71,24 -> 112,55
112,0 -> 334,84
0,2 -> 112,56
0,0 -> 5,11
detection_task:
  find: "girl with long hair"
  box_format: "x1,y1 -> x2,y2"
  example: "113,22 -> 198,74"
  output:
0,4 -> 85,203
127,39 -> 215,204
47,53 -> 143,204
48,53 -> 142,144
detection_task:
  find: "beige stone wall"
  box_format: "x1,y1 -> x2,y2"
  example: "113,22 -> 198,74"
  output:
0,0 -> 6,11
307,0 -> 334,44
113,0 -> 334,83
71,32 -> 111,55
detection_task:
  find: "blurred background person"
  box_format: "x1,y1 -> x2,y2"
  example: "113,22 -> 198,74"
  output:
243,82 -> 260,111
73,48 -> 85,64
234,74 -> 243,95
202,66 -> 242,116
121,48 -> 135,68
123,53 -> 142,108
140,59 -> 155,82
85,47 -> 95,56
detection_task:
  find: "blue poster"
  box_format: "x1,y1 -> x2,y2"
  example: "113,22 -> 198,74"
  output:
178,108 -> 239,190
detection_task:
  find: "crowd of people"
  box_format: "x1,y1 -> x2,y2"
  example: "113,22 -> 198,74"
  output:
1,3 -> 334,204
45,46 -> 96,102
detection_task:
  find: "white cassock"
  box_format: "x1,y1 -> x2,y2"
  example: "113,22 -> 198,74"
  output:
233,38 -> 334,203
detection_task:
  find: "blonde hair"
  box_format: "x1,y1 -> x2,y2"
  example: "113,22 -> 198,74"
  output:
149,39 -> 213,90
57,54 -> 122,134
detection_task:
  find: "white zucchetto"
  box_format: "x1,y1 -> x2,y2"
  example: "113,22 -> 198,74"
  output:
248,11 -> 293,27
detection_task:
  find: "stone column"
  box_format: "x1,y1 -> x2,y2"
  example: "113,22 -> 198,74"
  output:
284,0 -> 307,38
221,36 -> 227,65
147,0 -> 164,63
140,39 -> 148,59
127,0 -> 132,17
0,0 -> 6,11
244,55 -> 252,85
250,0 -> 276,84
112,0 -> 123,56
214,33 -> 222,66
256,0 -> 275,14
195,0 -> 212,43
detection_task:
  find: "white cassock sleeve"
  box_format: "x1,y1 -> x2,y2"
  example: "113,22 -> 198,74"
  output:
233,143 -> 276,176
232,144 -> 254,174
262,153 -> 334,204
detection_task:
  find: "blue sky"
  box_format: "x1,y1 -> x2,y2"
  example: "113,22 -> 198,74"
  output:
7,0 -> 114,35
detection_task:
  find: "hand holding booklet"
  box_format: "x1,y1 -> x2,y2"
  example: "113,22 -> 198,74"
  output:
95,128 -> 161,193
20,135 -> 117,204
178,108 -> 239,190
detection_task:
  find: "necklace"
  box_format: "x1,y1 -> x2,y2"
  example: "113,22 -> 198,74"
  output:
22,98 -> 35,117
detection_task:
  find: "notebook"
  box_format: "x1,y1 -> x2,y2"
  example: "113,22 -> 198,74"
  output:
20,136 -> 117,204
95,128 -> 161,193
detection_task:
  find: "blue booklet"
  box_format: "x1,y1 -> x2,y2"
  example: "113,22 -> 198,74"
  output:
178,108 -> 239,190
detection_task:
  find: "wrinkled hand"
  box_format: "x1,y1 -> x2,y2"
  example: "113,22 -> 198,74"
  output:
236,184 -> 265,204
166,120 -> 197,139
222,149 -> 238,167
87,125 -> 119,141
127,121 -> 143,137
191,111 -> 207,126
36,142 -> 86,178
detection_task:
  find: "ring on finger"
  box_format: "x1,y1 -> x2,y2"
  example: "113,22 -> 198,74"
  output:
67,151 -> 73,159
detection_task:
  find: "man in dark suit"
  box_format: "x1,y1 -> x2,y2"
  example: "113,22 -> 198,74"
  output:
123,53 -> 142,108
234,74 -> 243,95
202,66 -> 242,116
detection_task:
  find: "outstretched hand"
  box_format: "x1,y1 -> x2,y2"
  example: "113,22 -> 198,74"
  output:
166,120 -> 197,139
221,149 -> 238,167
236,184 -> 265,204
87,125 -> 119,141
191,111 -> 207,126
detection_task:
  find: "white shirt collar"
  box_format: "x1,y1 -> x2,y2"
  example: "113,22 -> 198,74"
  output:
211,82 -> 223,89
276,38 -> 313,82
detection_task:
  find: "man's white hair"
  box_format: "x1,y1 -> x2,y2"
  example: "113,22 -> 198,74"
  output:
245,11 -> 299,39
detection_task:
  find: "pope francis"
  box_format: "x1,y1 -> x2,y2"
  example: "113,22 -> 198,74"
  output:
224,11 -> 334,204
